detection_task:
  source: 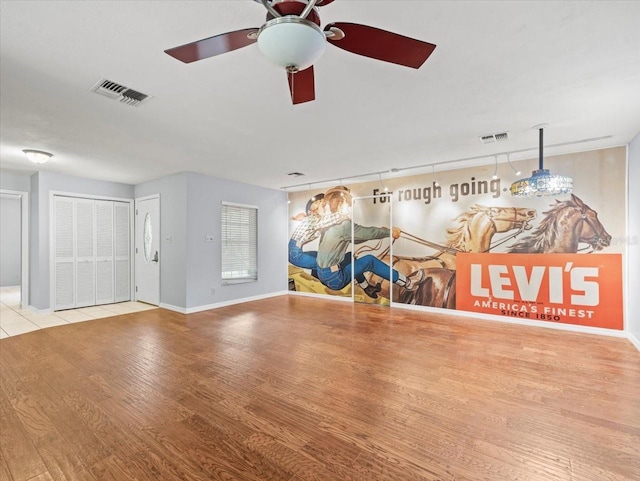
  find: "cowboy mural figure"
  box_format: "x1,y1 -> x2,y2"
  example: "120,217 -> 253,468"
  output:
288,192 -> 349,271
315,186 -> 425,298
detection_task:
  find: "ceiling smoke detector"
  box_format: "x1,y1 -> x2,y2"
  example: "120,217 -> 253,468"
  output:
90,78 -> 152,106
479,132 -> 509,144
287,172 -> 305,177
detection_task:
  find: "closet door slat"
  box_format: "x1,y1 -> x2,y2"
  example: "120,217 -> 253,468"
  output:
95,200 -> 114,305
75,199 -> 96,307
114,202 -> 130,302
54,197 -> 75,310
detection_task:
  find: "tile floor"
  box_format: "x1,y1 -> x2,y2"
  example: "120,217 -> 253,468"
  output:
0,286 -> 157,339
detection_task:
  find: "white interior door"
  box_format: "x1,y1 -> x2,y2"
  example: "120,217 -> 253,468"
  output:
135,196 -> 160,305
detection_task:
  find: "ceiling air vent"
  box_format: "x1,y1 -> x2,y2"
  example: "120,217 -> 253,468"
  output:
90,78 -> 152,106
479,131 -> 509,144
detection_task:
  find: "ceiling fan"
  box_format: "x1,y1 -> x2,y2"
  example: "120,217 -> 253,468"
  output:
164,0 -> 437,104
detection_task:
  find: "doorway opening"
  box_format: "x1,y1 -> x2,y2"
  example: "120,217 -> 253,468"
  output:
0,190 -> 29,310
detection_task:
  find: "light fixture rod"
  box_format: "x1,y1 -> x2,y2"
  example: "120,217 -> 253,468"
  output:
539,127 -> 544,170
299,0 -> 317,19
261,0 -> 281,18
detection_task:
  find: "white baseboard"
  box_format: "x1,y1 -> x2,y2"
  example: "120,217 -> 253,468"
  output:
288,290 -> 353,302
286,293 -> 631,339
29,305 -> 52,315
161,291 -> 289,315
390,301 -> 629,338
629,332 -> 640,351
159,303 -> 187,314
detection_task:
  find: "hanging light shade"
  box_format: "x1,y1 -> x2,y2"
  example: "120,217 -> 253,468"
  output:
257,17 -> 327,72
510,127 -> 573,197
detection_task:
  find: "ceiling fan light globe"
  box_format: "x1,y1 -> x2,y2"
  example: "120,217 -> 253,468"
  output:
257,17 -> 326,71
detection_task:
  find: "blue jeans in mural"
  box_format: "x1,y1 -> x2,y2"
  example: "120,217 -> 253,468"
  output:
317,254 -> 398,291
288,239 -> 318,269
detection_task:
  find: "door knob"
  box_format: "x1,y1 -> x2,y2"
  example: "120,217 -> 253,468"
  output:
152,251 -> 159,263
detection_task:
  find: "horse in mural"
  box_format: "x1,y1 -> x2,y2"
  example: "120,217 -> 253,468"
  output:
507,194 -> 611,253
365,204 -> 538,305
397,267 -> 458,308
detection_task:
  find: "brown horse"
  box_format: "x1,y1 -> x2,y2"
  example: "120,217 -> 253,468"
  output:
368,204 -> 537,302
398,268 -> 457,308
507,194 -> 611,253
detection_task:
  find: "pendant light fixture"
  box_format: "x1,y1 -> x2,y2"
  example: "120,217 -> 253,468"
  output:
510,126 -> 573,197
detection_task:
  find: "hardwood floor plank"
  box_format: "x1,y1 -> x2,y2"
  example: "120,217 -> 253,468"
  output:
1,296 -> 638,481
0,398 -> 49,481
90,453 -> 156,481
0,449 -> 15,481
34,439 -> 98,481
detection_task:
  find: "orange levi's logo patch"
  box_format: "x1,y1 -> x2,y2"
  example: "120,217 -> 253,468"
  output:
455,253 -> 623,330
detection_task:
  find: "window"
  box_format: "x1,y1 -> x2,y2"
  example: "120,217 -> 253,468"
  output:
221,202 -> 258,284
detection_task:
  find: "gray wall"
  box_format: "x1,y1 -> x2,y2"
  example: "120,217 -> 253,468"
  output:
0,170 -> 31,192
628,132 -> 640,347
134,172 -> 288,310
185,172 -> 288,309
29,171 -> 134,309
0,195 -> 21,287
134,173 -> 188,309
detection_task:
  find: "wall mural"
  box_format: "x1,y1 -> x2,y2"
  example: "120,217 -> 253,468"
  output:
287,147 -> 626,330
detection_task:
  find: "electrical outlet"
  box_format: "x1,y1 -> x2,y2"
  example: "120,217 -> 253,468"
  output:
205,235 -> 214,242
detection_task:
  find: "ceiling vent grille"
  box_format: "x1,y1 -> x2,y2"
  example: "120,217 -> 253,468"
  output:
90,78 -> 152,106
479,132 -> 509,144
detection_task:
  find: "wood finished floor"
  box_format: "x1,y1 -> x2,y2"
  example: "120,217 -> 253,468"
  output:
0,295 -> 638,481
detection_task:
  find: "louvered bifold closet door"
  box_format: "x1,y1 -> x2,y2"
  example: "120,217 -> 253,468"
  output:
54,197 -> 76,310
75,199 -> 96,307
95,200 -> 115,305
114,202 -> 130,302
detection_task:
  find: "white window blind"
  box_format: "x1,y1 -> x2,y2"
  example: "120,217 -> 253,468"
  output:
221,203 -> 258,284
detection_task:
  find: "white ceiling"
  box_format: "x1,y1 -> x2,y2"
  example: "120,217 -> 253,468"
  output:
1,1 -> 639,191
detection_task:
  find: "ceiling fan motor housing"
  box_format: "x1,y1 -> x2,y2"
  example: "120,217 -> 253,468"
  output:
266,0 -> 321,26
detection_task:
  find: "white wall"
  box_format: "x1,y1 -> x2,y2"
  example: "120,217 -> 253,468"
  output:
29,171 -> 134,310
627,132 -> 640,349
0,195 -> 21,286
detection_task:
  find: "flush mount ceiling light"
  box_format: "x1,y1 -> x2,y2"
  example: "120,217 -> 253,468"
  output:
510,127 -> 573,197
22,149 -> 53,164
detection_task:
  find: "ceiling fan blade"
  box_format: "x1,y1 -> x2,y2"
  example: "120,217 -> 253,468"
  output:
288,66 -> 315,104
324,22 -> 436,69
165,28 -> 259,63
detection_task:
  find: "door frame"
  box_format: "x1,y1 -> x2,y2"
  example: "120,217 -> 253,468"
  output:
0,189 -> 29,310
49,191 -> 134,312
351,193 -> 394,304
134,194 -> 160,305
